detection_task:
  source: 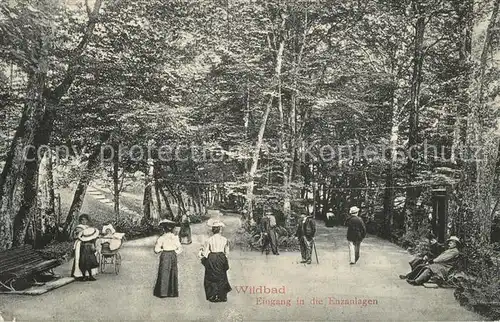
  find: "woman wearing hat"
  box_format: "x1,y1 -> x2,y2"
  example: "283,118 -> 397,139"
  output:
76,227 -> 100,281
154,219 -> 182,298
199,220 -> 232,302
406,236 -> 461,286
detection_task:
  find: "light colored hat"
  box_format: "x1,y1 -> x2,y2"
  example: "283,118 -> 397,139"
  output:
447,236 -> 460,244
209,220 -> 225,228
78,227 -> 99,242
158,219 -> 176,226
349,206 -> 360,215
102,224 -> 116,235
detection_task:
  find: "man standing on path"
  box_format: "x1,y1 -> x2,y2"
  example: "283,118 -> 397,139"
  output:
296,205 -> 316,264
346,206 -> 366,265
261,211 -> 279,255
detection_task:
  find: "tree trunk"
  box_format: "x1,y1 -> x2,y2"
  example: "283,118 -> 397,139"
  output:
0,0 -> 103,250
113,144 -> 120,221
382,82 -> 402,238
153,162 -> 162,218
63,145 -> 102,239
158,185 -> 174,219
245,39 -> 285,223
142,170 -> 152,223
404,2 -> 426,234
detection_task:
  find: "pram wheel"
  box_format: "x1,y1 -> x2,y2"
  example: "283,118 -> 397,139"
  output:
115,252 -> 121,274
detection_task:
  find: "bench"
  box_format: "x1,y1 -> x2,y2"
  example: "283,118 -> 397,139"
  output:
0,245 -> 61,291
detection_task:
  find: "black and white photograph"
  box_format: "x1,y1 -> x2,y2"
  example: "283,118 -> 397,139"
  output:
0,0 -> 499,320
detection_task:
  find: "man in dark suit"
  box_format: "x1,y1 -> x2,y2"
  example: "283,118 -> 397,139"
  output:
261,211 -> 279,255
296,207 -> 316,264
346,206 -> 366,264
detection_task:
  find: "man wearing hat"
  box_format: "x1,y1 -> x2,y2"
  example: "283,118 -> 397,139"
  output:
261,210 -> 279,255
406,236 -> 461,286
346,206 -> 366,265
295,204 -> 316,264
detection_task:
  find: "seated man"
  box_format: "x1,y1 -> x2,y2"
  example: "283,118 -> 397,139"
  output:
405,236 -> 461,286
400,233 -> 444,279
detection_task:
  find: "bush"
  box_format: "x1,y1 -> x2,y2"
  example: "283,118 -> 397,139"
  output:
189,212 -> 210,224
229,222 -> 300,252
454,246 -> 500,320
37,240 -> 74,261
113,217 -> 162,240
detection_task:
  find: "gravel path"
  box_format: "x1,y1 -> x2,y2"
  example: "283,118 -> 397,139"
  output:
0,214 -> 482,321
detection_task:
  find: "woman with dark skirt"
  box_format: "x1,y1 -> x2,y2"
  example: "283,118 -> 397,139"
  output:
154,219 -> 182,298
76,227 -> 100,281
199,220 -> 231,302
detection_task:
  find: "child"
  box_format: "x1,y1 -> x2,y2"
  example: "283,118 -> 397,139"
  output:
77,227 -> 100,281
99,224 -> 124,251
71,214 -> 92,280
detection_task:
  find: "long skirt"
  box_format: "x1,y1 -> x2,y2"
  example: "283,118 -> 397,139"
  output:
71,241 -> 98,278
154,251 -> 179,298
79,242 -> 99,272
179,224 -> 192,244
202,252 -> 231,302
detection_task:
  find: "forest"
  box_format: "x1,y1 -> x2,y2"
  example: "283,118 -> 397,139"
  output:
1,0 -> 500,316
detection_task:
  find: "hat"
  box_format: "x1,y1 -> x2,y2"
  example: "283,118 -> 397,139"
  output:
208,220 -> 225,228
102,224 -> 116,234
349,206 -> 360,215
447,236 -> 461,244
78,227 -> 99,242
159,219 -> 176,226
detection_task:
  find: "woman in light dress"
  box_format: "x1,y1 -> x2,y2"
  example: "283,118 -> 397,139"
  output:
199,220 -> 232,302
154,219 -> 182,298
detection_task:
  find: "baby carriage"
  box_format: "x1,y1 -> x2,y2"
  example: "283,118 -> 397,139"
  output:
99,224 -> 125,274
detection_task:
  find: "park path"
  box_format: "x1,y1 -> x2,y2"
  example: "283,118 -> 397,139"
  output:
0,214 -> 482,321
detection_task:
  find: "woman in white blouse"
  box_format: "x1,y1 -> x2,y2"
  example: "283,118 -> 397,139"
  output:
200,220 -> 232,302
153,219 -> 182,298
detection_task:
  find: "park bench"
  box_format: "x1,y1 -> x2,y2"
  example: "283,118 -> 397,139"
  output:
0,245 -> 61,291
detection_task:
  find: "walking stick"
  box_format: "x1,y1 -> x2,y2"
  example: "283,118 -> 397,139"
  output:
312,239 -> 319,264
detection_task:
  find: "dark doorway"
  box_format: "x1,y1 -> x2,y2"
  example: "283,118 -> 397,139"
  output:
432,188 -> 448,244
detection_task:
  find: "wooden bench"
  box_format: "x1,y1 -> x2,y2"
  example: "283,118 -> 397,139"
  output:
0,245 -> 61,291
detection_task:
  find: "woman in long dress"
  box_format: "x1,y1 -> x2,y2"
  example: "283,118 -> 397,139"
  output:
154,219 -> 182,298
178,213 -> 192,244
200,221 -> 231,302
